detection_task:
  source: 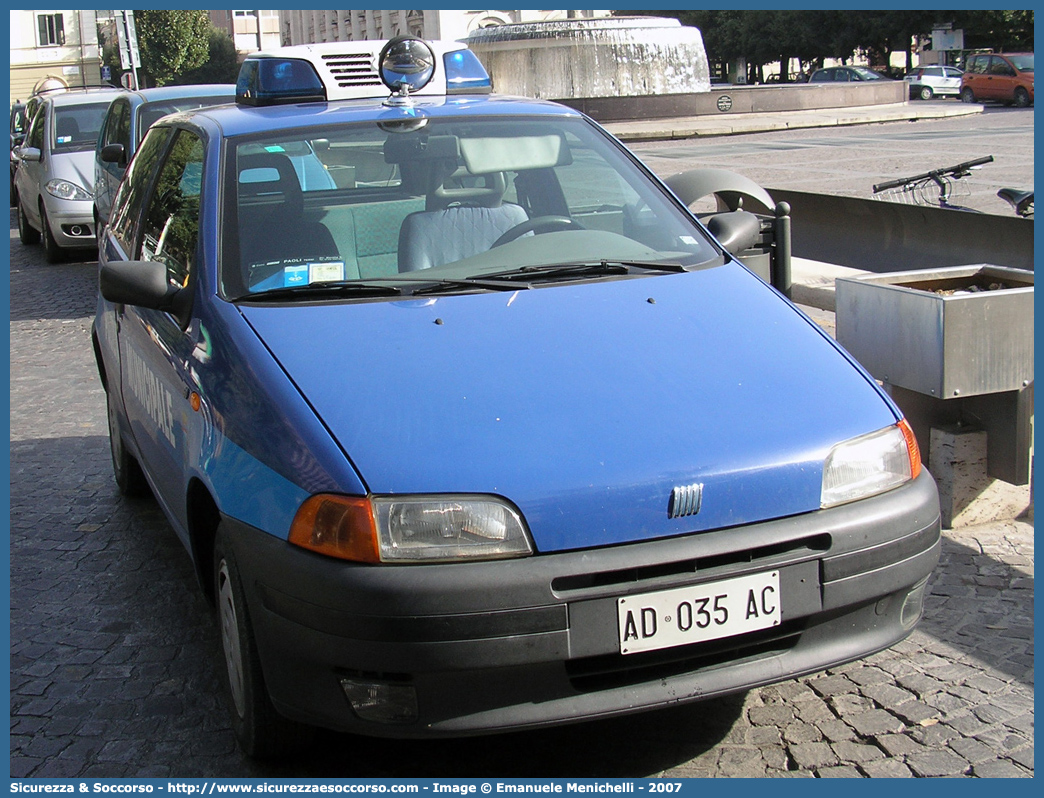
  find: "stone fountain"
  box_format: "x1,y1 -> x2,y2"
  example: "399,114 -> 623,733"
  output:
465,16 -> 710,104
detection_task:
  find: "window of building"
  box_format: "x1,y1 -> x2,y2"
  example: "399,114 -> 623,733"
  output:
37,13 -> 66,47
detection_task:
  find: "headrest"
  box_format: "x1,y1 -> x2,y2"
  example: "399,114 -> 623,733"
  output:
237,151 -> 303,214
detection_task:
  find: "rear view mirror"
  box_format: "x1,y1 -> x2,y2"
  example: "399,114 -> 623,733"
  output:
100,260 -> 191,326
101,143 -> 126,167
706,210 -> 762,254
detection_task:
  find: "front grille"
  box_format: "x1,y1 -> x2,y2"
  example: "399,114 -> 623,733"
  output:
321,52 -> 382,88
565,618 -> 805,693
551,534 -> 830,596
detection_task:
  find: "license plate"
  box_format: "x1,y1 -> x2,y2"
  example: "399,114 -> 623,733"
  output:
618,570 -> 780,655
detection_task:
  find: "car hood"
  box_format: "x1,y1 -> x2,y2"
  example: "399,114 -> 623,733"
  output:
240,264 -> 897,553
47,149 -> 96,194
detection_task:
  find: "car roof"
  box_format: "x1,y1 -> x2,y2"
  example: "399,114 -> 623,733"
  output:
171,93 -> 583,140
122,84 -> 237,105
44,87 -> 125,108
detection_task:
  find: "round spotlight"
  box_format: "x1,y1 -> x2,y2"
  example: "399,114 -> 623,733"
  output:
379,36 -> 436,96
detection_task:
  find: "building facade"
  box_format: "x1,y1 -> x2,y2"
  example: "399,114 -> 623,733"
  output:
208,9 -> 282,58
278,10 -> 609,47
9,10 -> 103,105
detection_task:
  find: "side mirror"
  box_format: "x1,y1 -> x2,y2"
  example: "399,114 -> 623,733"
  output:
101,143 -> 126,167
17,146 -> 41,162
100,260 -> 191,325
706,210 -> 762,254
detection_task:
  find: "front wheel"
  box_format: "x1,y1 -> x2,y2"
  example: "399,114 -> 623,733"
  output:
214,526 -> 314,758
919,86 -> 934,101
1013,87 -> 1031,108
960,87 -> 976,104
40,204 -> 63,264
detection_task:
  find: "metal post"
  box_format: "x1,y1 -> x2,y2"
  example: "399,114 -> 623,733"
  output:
773,201 -> 792,298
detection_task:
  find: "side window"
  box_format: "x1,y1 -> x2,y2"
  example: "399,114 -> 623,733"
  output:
109,126 -> 170,250
967,57 -> 986,75
138,130 -> 205,290
26,107 -> 45,150
116,103 -> 132,151
101,102 -> 127,149
990,57 -> 1016,77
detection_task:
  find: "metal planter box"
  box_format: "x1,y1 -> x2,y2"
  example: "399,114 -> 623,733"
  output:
835,264 -> 1033,399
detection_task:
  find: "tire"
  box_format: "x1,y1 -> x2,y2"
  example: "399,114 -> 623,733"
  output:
40,203 -> 63,263
106,389 -> 150,497
17,200 -> 40,245
1013,87 -> 1031,108
919,86 -> 933,101
214,525 -> 314,758
960,87 -> 976,104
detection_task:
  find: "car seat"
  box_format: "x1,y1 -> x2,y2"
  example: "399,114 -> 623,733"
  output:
236,152 -> 339,282
55,116 -> 79,141
397,165 -> 528,272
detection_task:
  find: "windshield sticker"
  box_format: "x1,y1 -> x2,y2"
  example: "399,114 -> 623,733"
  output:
279,261 -> 346,287
309,261 -> 345,282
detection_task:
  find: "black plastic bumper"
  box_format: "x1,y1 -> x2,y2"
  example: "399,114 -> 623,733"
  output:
226,470 -> 940,737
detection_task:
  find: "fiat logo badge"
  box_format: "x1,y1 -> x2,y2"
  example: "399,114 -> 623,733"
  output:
669,483 -> 703,519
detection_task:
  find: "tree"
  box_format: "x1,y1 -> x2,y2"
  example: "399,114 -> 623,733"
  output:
173,28 -> 241,86
135,9 -> 210,87
948,9 -> 1034,52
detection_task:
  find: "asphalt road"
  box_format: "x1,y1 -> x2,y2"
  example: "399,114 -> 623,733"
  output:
629,104 -> 1034,217
8,108 -> 1035,778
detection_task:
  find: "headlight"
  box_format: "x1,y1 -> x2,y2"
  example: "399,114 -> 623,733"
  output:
289,494 -> 534,563
821,419 -> 921,508
46,179 -> 92,201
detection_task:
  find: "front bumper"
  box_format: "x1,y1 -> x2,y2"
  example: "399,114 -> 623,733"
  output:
42,195 -> 95,247
228,471 -> 940,737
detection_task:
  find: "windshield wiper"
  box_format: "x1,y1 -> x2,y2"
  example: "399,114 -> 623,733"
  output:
408,277 -> 528,296
235,281 -> 404,302
485,259 -> 688,283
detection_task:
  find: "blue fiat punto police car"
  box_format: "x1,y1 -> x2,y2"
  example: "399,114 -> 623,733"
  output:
93,37 -> 941,757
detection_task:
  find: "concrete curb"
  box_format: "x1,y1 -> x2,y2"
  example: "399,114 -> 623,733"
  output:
605,102 -> 984,142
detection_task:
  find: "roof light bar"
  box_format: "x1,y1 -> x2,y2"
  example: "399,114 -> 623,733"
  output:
238,38 -> 491,106
236,57 -> 327,106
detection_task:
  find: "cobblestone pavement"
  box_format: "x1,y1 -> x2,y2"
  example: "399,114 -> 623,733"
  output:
8,191 -> 1033,778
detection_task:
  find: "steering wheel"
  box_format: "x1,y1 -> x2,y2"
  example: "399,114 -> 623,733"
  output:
491,215 -> 582,248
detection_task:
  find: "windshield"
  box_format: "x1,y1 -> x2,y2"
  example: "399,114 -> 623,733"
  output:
222,115 -> 720,300
1008,54 -> 1034,72
137,96 -> 233,143
52,102 -> 111,153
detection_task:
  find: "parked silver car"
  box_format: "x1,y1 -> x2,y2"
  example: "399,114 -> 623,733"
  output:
94,84 -> 235,226
904,65 -> 963,100
14,87 -> 122,262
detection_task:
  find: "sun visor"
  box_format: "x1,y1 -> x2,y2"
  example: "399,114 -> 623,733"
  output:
459,134 -> 572,174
